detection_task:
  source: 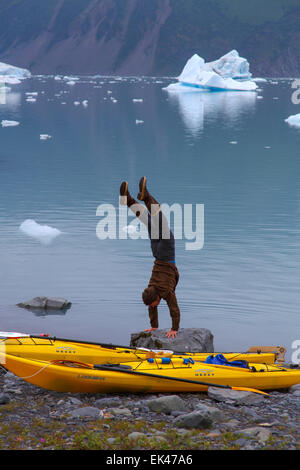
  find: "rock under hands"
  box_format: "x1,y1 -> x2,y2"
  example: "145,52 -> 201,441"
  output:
130,328 -> 214,352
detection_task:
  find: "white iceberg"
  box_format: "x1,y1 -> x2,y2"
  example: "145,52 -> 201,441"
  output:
285,113 -> 300,128
19,219 -> 62,245
1,120 -> 20,127
0,61 -> 30,79
167,51 -> 257,92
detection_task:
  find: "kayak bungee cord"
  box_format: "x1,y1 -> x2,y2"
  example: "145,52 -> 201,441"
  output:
93,363 -> 269,396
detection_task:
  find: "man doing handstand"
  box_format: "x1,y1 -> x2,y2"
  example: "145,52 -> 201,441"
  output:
120,177 -> 180,339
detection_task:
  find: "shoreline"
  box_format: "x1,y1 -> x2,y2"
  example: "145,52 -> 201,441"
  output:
0,368 -> 299,451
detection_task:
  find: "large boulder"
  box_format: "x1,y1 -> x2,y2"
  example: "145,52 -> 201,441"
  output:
208,387 -> 266,406
17,296 -> 71,311
130,328 -> 214,353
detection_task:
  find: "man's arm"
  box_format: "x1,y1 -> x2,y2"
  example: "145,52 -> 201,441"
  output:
164,291 -> 180,332
148,305 -> 158,329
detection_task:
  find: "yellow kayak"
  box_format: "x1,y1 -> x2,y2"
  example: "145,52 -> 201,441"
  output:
1,353 -> 299,394
0,334 -> 282,365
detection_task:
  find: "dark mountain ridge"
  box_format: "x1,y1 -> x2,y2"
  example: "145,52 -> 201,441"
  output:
0,0 -> 299,76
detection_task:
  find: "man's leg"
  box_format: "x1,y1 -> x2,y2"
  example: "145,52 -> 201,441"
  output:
137,177 -> 172,242
120,181 -> 148,225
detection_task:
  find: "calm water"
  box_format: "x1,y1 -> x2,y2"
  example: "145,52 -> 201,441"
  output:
0,75 -> 299,359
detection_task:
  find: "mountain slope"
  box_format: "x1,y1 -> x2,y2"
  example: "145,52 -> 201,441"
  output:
0,0 -> 299,76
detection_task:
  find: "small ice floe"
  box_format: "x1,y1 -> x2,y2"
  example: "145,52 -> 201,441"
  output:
135,119 -> 144,125
229,141 -> 237,144
66,81 -> 76,86
253,78 -> 268,83
73,101 -> 80,106
40,134 -> 52,140
107,90 -> 112,94
273,97 -> 279,100
1,120 -> 20,127
82,100 -> 88,107
264,146 -> 271,149
285,114 -> 300,128
26,97 -> 36,102
256,96 -> 263,99
111,98 -> 118,103
26,92 -> 38,96
54,75 -> 62,81
19,219 -> 61,245
122,225 -> 138,235
133,99 -> 143,103
63,76 -> 79,82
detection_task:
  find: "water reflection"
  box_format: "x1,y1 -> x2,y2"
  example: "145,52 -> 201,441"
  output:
0,91 -> 21,112
165,89 -> 257,136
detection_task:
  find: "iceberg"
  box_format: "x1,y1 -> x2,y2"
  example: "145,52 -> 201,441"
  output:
19,219 -> 62,245
167,51 -> 257,92
285,114 -> 300,128
0,61 -> 31,79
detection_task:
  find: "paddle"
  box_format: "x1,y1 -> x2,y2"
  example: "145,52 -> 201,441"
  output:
93,363 -> 269,396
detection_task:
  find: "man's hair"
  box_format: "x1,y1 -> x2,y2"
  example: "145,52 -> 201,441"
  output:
142,286 -> 159,306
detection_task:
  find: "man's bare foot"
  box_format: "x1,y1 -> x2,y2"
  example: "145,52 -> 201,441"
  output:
143,327 -> 158,332
165,330 -> 177,339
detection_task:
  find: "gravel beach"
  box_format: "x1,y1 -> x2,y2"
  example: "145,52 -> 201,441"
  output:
0,368 -> 299,451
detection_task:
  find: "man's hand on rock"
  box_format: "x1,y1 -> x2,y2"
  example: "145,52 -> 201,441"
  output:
143,327 -> 158,332
165,330 -> 177,339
